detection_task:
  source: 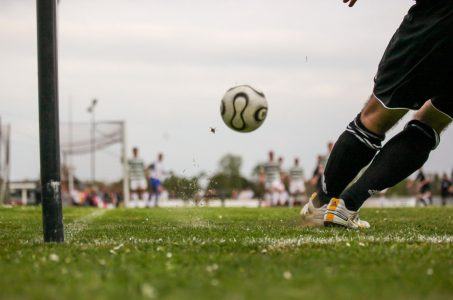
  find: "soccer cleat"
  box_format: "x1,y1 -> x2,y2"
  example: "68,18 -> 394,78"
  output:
324,198 -> 370,229
300,193 -> 327,227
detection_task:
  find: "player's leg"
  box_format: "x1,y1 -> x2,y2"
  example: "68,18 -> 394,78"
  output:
271,189 -> 279,207
427,191 -> 433,206
314,95 -> 407,207
340,100 -> 451,214
129,180 -> 138,207
289,192 -> 295,208
302,96 -> 406,226
279,182 -> 288,206
146,182 -> 153,208
282,190 -> 289,207
154,180 -> 161,207
289,183 -> 296,208
418,193 -> 427,207
265,191 -> 271,206
269,181 -> 278,206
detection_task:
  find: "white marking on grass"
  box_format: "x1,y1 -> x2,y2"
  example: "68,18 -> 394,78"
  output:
79,234 -> 453,248
65,209 -> 107,242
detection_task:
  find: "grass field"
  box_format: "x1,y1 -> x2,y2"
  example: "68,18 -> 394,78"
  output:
0,206 -> 452,300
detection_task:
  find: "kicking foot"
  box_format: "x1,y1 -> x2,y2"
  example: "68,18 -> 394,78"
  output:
300,193 -> 327,227
324,198 -> 370,229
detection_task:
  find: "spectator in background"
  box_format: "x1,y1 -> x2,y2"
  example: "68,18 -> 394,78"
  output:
128,147 -> 148,207
440,173 -> 451,206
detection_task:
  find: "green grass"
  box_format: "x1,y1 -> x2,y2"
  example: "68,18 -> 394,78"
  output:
0,207 -> 452,300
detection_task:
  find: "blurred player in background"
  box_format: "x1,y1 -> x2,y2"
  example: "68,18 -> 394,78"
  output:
415,169 -> 433,206
440,173 -> 451,206
128,147 -> 147,207
257,166 -> 266,207
278,156 -> 289,206
289,158 -> 306,207
264,151 -> 283,206
148,152 -> 166,207
318,141 -> 334,170
310,155 -> 325,193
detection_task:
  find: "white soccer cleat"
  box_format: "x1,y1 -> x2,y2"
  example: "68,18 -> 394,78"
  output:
324,198 -> 370,229
300,193 -> 327,227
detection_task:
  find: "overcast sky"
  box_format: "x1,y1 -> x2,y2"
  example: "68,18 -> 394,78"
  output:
1,0 -> 452,182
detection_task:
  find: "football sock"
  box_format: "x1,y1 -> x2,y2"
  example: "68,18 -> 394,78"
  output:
315,114 -> 384,207
341,120 -> 439,211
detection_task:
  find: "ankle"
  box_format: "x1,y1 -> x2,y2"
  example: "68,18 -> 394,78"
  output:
313,191 -> 331,208
340,193 -> 361,211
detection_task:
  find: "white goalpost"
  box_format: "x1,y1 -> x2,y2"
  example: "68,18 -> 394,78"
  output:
0,120 -> 11,204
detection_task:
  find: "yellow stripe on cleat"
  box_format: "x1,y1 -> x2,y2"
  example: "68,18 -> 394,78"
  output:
325,213 -> 335,222
327,198 -> 339,211
309,192 -> 317,202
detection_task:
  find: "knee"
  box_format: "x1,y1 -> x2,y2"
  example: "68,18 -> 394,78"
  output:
346,114 -> 385,150
360,94 -> 407,135
404,120 -> 440,150
414,101 -> 452,134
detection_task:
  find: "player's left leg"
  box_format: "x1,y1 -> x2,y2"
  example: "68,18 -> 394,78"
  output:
331,100 -> 451,228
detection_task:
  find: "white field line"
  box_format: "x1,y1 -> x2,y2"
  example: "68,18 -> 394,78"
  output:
64,209 -> 107,242
82,234 -> 453,248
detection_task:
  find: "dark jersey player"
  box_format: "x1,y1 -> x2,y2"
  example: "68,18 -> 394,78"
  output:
301,0 -> 452,228
415,169 -> 433,206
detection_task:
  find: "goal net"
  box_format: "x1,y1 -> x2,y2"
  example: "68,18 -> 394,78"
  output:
59,120 -> 130,204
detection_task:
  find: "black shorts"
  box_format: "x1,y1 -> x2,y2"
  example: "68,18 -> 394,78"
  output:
373,1 -> 453,118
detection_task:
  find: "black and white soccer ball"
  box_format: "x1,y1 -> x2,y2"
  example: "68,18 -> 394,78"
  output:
220,85 -> 268,133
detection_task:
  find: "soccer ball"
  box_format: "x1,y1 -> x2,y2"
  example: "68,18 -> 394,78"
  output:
220,85 -> 268,132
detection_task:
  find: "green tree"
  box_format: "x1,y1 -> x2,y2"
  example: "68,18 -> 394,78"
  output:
207,154 -> 252,197
219,154 -> 242,176
163,175 -> 200,200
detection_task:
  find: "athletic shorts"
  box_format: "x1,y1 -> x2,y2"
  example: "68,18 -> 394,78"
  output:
265,180 -> 284,192
150,178 -> 161,192
130,179 -> 147,191
289,181 -> 306,194
373,0 -> 453,118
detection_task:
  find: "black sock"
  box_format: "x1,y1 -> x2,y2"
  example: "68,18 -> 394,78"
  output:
341,120 -> 439,211
315,115 -> 384,207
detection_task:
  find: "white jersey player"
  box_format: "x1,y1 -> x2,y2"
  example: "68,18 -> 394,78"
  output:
127,147 -> 147,206
264,151 -> 284,206
148,153 -> 166,207
289,158 -> 306,207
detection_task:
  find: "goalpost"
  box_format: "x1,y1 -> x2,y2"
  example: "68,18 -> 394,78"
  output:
0,120 -> 11,204
37,0 -> 64,242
